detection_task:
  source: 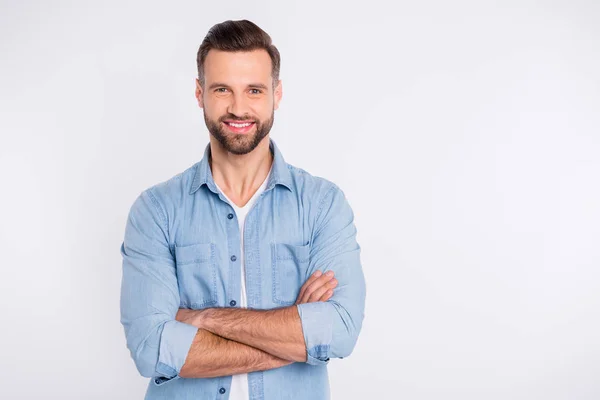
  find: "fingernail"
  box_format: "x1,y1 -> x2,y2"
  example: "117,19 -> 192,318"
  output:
314,270 -> 322,277
326,270 -> 334,277
330,279 -> 338,285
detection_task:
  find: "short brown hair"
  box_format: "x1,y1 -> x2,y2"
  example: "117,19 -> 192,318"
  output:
196,20 -> 281,88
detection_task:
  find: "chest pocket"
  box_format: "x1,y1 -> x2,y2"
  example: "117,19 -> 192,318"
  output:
175,242 -> 218,308
271,242 -> 311,305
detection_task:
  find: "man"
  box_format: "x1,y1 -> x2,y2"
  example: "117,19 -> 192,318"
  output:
120,19 -> 366,400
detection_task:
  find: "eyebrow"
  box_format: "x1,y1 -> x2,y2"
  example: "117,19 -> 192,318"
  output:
208,82 -> 269,90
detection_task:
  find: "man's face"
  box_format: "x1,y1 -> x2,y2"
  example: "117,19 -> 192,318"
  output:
196,49 -> 282,155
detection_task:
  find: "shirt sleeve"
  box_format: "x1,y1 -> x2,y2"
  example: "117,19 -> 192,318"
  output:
120,188 -> 198,385
296,184 -> 367,365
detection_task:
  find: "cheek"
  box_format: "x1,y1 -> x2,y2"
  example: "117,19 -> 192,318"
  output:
204,100 -> 227,117
254,100 -> 274,116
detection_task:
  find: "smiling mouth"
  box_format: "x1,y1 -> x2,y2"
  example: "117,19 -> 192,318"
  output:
222,120 -> 256,134
225,121 -> 254,128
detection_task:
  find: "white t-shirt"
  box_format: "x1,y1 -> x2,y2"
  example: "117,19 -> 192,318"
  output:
214,165 -> 272,400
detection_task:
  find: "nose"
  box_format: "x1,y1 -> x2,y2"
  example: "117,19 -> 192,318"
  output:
227,91 -> 250,118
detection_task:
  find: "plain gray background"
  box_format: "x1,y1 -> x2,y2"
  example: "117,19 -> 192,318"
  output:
1,0 -> 599,399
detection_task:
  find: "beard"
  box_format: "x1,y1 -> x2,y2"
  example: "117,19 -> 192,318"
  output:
204,108 -> 274,155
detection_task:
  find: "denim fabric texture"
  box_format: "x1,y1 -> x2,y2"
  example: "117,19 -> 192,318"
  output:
120,138 -> 366,399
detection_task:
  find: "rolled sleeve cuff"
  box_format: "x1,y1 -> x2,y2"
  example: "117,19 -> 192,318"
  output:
296,302 -> 333,366
154,320 -> 198,385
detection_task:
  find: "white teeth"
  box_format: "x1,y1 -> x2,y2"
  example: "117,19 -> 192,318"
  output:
228,122 -> 252,128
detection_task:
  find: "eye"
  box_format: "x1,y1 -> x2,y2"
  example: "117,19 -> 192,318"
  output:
215,88 -> 228,93
249,89 -> 262,94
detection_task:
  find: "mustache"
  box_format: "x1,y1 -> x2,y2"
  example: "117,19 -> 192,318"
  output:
220,114 -> 257,122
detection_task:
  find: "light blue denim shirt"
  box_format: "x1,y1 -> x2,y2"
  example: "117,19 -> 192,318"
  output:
120,138 -> 366,399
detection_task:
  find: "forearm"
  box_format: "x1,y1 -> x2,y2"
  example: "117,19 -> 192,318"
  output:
179,328 -> 292,378
198,306 -> 307,363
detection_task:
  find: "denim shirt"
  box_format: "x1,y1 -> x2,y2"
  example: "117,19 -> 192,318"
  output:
120,138 -> 366,400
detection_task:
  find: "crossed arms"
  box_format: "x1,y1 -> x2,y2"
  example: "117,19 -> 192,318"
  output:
119,184 -> 366,384
174,271 -> 337,378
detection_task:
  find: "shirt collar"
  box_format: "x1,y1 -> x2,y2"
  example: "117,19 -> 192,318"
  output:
189,137 -> 293,195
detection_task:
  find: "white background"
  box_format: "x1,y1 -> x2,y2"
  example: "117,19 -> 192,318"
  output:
1,1 -> 599,399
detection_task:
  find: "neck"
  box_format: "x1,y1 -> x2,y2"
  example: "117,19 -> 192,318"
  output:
209,136 -> 273,207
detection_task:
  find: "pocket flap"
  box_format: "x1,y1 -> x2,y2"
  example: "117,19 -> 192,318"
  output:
175,242 -> 213,265
273,242 -> 310,263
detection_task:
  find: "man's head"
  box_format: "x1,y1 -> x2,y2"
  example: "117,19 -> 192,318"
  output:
195,20 -> 282,155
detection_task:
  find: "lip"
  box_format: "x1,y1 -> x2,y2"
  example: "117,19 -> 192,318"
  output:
223,120 -> 255,124
222,120 -> 256,134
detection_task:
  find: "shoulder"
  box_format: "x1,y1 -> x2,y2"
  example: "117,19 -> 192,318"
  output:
287,162 -> 339,193
148,162 -> 198,196
285,163 -> 348,213
133,162 -> 199,217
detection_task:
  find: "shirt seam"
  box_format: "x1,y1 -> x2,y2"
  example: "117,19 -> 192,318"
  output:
314,184 -> 338,226
146,188 -> 170,240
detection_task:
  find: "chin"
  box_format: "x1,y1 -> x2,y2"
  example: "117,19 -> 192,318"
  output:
223,137 -> 258,155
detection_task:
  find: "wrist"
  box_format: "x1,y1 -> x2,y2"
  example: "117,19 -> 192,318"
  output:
176,307 -> 210,329
195,307 -> 212,330
275,357 -> 294,368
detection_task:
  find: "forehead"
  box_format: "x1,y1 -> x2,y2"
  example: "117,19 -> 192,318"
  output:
203,49 -> 272,85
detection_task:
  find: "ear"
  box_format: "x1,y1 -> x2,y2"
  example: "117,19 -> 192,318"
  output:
195,78 -> 204,108
273,79 -> 283,110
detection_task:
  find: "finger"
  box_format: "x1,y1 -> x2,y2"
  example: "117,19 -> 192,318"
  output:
297,270 -> 322,304
308,278 -> 338,303
301,271 -> 335,303
299,272 -> 334,304
318,279 -> 338,302
319,289 -> 334,302
297,270 -> 322,303
175,309 -> 188,322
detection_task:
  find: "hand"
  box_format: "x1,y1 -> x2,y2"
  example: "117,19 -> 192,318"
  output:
176,308 -> 205,327
295,270 -> 338,305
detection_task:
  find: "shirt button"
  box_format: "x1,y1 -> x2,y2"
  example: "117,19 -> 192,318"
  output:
230,300 -> 237,306
219,387 -> 226,394
227,213 -> 234,219
230,255 -> 237,262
